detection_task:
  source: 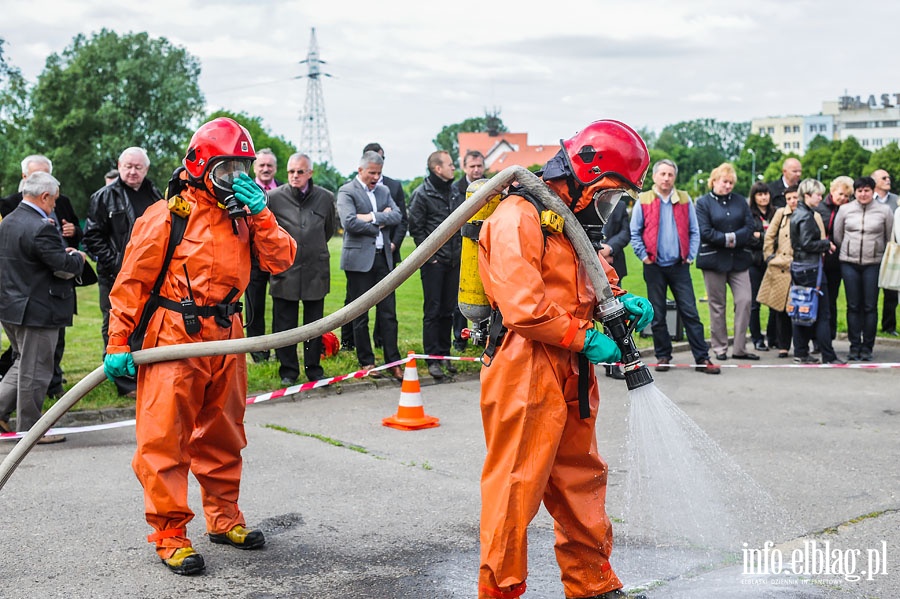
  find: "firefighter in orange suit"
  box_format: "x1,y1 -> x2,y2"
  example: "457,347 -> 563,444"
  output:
103,117 -> 297,575
477,120 -> 652,599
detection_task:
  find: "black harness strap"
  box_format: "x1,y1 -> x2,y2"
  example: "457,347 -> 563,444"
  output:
578,353 -> 590,419
129,213 -> 188,349
157,290 -> 243,330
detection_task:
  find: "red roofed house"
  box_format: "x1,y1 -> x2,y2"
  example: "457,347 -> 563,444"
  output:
457,131 -> 559,173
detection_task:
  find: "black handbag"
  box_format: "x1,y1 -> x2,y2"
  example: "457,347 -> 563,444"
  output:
786,260 -> 823,327
76,259 -> 98,287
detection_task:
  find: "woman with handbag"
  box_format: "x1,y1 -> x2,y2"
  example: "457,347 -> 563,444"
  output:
833,176 -> 894,361
695,163 -> 758,360
789,178 -> 842,364
757,186 -> 798,357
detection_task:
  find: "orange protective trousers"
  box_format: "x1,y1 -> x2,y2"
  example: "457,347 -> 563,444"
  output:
477,192 -> 623,599
107,189 -> 296,558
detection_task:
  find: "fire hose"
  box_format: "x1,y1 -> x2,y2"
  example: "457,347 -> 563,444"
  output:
0,165 -> 649,491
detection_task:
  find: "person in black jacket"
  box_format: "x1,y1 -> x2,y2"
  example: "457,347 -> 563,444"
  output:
813,176 -> 853,340
696,163 -> 758,360
789,178 -> 842,364
83,147 -> 162,397
0,172 -> 86,441
747,181 -> 776,351
408,150 -> 464,379
580,197 -> 630,379
0,154 -> 84,397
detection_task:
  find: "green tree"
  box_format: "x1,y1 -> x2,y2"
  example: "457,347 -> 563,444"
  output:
0,38 -> 31,196
28,29 -> 204,215
205,109 -> 296,184
654,119 -> 750,187
433,112 -> 508,166
864,142 -> 900,193
829,137 -> 871,181
733,134 -> 781,193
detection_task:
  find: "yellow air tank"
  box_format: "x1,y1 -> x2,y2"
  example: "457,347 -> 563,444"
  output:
458,178 -> 502,323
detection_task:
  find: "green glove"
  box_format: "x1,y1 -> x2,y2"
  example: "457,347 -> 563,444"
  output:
620,292 -> 654,332
582,328 -> 622,365
103,352 -> 136,382
232,172 -> 267,215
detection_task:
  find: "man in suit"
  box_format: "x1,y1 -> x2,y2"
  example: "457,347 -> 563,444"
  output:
0,154 -> 84,397
356,142 -> 408,352
268,153 -> 337,385
0,172 -> 86,442
336,151 -> 404,380
767,157 -> 802,209
245,148 -> 282,362
873,169 -> 900,335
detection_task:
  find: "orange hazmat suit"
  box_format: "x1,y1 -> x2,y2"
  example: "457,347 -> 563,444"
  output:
106,187 -> 296,559
477,181 -> 624,599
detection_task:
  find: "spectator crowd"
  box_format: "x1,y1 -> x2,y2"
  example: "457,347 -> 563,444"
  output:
2,145 -> 899,441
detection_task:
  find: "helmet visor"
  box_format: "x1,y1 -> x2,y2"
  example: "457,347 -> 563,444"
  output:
592,187 -> 637,224
209,158 -> 253,192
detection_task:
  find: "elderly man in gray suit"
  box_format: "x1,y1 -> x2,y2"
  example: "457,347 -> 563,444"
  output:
337,151 -> 405,380
0,172 -> 87,442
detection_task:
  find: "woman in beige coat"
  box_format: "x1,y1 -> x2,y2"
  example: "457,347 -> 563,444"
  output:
757,185 -> 799,357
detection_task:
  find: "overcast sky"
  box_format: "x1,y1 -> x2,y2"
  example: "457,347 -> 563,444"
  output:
5,0 -> 899,180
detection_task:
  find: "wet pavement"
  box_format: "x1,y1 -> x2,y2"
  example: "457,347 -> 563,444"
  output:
0,338 -> 897,598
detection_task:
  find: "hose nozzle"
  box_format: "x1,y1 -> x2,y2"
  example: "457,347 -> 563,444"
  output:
595,297 -> 653,390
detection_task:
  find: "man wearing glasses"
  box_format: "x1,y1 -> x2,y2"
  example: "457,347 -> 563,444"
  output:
267,153 -> 337,385
873,169 -> 899,335
83,147 -> 162,398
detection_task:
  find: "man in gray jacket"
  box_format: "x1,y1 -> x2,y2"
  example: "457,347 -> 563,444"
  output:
336,151 -> 404,380
0,172 -> 86,441
268,153 -> 337,384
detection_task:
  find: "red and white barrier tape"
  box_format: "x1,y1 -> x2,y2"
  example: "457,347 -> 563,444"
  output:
3,354 -> 897,441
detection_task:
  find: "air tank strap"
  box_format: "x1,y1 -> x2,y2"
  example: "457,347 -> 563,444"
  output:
480,308 -> 507,367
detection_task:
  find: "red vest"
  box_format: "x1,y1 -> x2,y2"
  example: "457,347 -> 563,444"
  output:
638,189 -> 691,263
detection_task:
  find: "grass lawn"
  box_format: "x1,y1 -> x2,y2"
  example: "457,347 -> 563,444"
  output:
3,235 -> 855,413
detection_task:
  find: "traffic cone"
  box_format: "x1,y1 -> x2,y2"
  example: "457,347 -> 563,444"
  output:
382,352 -> 440,431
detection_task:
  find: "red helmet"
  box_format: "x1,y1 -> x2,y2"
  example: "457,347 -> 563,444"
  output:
183,117 -> 256,180
560,120 -> 649,191
320,331 -> 340,359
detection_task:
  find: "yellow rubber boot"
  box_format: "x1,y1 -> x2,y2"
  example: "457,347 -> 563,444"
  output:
208,524 -> 266,549
162,547 -> 205,575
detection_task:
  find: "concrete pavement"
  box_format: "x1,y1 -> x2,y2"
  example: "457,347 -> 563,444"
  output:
0,338 -> 898,598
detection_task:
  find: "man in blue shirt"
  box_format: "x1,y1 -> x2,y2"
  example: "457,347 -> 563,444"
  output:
630,159 -> 719,374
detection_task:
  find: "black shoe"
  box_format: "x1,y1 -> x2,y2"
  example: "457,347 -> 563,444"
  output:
208,525 -> 266,549
654,358 -> 671,372
162,547 -> 205,575
46,385 -> 64,399
754,340 -> 769,351
860,351 -> 873,362
732,352 -> 760,360
427,362 -> 445,379
280,377 -> 298,386
340,342 -> 355,352
886,330 -> 900,337
250,351 -> 270,363
824,358 -> 847,365
442,359 -> 458,374
605,365 -> 626,379
453,341 -> 468,352
848,351 -> 861,361
715,352 -> 728,360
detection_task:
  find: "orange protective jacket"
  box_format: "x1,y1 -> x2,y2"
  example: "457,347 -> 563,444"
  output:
476,186 -> 624,599
107,188 -> 296,558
